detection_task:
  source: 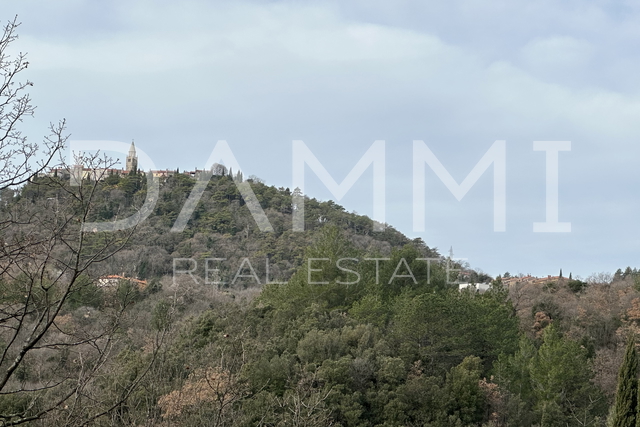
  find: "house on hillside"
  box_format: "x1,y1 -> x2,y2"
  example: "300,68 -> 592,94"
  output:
502,274 -> 561,288
458,283 -> 491,293
97,274 -> 148,291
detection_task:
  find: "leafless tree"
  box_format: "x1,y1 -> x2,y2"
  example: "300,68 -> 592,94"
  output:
0,17 -> 66,190
157,330 -> 250,427
0,17 -> 161,425
0,152 -> 154,425
251,370 -> 335,427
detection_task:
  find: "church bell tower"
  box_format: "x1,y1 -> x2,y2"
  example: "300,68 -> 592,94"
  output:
126,140 -> 138,173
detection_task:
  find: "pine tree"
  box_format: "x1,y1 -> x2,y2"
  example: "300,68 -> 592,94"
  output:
612,336 -> 638,427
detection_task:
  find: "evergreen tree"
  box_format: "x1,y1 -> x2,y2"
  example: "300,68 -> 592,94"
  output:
625,267 -> 633,278
612,336 -> 638,427
559,268 -> 563,278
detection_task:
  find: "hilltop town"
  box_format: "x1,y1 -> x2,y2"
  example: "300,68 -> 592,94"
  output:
47,141 -> 244,183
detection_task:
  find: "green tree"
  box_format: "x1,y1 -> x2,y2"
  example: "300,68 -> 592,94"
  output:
530,326 -> 606,426
443,356 -> 486,424
611,336 -> 637,427
497,327 -> 607,426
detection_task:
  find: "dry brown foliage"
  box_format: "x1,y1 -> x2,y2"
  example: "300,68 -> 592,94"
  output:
158,367 -> 241,419
532,311 -> 551,338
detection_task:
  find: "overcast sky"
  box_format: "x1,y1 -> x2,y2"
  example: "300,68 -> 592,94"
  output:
5,0 -> 640,279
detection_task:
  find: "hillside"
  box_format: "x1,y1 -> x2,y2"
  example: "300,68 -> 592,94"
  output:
14,171 -> 432,284
0,171 -> 638,426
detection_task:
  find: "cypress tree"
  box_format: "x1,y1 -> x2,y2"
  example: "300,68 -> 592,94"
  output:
612,336 -> 638,427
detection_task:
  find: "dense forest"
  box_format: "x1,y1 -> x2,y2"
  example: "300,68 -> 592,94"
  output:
2,168 -> 640,427
3,9 -> 640,427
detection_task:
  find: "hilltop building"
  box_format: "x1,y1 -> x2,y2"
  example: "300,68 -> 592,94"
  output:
501,274 -> 561,287
45,141 -> 244,183
126,141 -> 138,173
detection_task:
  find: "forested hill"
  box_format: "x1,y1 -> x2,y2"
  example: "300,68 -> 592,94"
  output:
13,171 -> 438,284
1,170 -> 638,426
